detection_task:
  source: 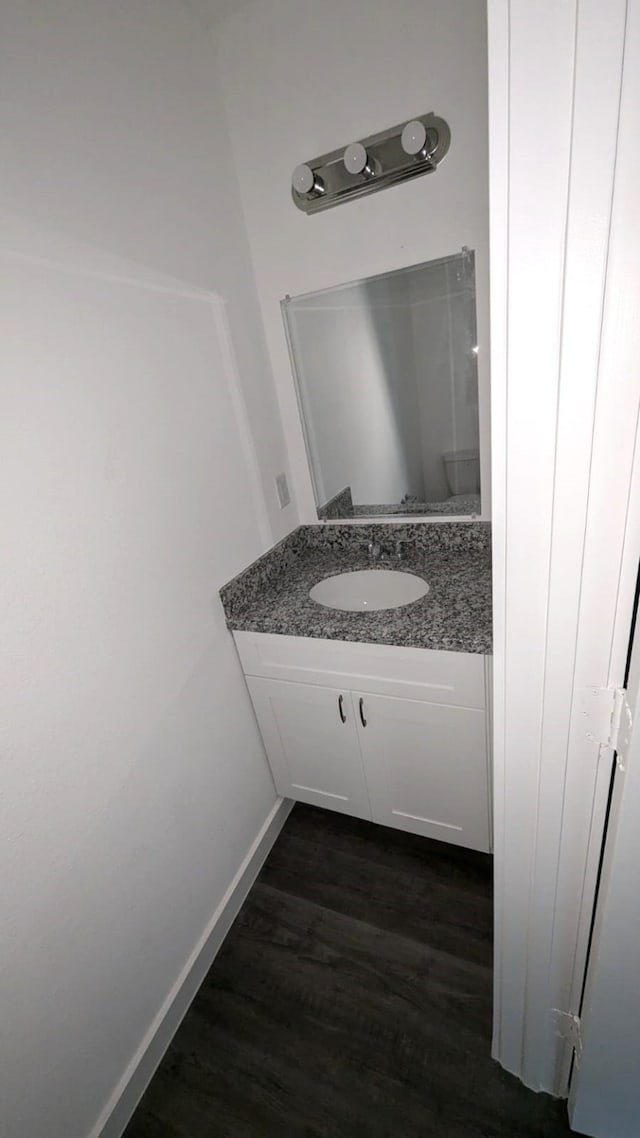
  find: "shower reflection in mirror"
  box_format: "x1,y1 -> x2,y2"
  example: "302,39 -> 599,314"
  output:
282,249 -> 482,521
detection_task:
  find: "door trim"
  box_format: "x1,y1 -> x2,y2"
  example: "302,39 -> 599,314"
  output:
488,0 -> 638,1095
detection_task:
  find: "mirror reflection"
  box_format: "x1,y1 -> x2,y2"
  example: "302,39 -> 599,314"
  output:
282,250 -> 481,519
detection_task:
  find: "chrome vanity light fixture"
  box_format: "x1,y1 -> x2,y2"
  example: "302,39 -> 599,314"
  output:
291,111 -> 450,214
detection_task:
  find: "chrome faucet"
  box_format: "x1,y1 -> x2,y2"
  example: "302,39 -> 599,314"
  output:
365,540 -> 409,562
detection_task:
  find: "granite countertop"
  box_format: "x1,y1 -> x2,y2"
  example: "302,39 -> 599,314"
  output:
220,523 -> 492,655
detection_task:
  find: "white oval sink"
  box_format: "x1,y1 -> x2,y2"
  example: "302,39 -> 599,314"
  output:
309,569 -> 429,612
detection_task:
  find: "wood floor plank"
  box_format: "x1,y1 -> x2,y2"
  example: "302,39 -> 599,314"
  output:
283,803 -> 493,890
210,884 -> 493,1047
260,830 -> 493,967
124,804 -> 578,1138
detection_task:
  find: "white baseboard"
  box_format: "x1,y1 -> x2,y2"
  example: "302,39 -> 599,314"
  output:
92,796 -> 293,1138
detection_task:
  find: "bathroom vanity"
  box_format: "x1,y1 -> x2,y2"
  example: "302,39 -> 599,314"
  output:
220,522 -> 492,854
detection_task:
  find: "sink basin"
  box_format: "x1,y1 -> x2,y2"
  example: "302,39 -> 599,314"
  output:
309,569 -> 429,612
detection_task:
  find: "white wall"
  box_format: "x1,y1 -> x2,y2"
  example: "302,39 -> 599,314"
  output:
1,0 -> 296,543
0,3 -> 291,1136
218,0 -> 491,521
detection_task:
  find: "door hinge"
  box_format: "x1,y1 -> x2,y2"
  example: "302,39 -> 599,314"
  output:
579,686 -> 631,769
554,1009 -> 583,1064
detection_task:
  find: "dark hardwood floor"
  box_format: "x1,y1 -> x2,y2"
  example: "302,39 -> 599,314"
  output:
124,804 -> 578,1138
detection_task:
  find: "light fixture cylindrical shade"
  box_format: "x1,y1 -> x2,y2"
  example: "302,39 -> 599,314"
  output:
343,142 -> 374,177
401,119 -> 428,156
292,163 -> 324,195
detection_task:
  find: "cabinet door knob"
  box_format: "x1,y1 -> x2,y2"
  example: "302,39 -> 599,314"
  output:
338,694 -> 347,724
359,697 -> 367,728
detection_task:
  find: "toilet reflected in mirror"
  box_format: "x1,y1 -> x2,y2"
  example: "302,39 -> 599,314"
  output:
281,250 -> 483,520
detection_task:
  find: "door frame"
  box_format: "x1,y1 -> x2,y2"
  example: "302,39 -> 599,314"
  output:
488,0 -> 640,1095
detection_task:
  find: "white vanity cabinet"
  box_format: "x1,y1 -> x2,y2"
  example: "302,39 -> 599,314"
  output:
354,691 -> 490,850
245,678 -> 371,819
234,632 -> 492,853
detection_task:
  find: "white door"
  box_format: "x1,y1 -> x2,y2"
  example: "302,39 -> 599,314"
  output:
246,677 -> 372,819
354,691 -> 491,853
569,597 -> 640,1138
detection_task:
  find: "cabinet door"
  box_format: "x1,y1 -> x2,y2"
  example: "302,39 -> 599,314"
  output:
246,678 -> 371,819
355,691 -> 490,852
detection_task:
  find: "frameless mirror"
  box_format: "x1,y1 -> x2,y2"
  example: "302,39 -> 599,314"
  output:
282,250 -> 482,519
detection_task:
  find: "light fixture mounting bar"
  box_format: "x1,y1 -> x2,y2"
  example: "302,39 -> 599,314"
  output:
292,112 -> 450,215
